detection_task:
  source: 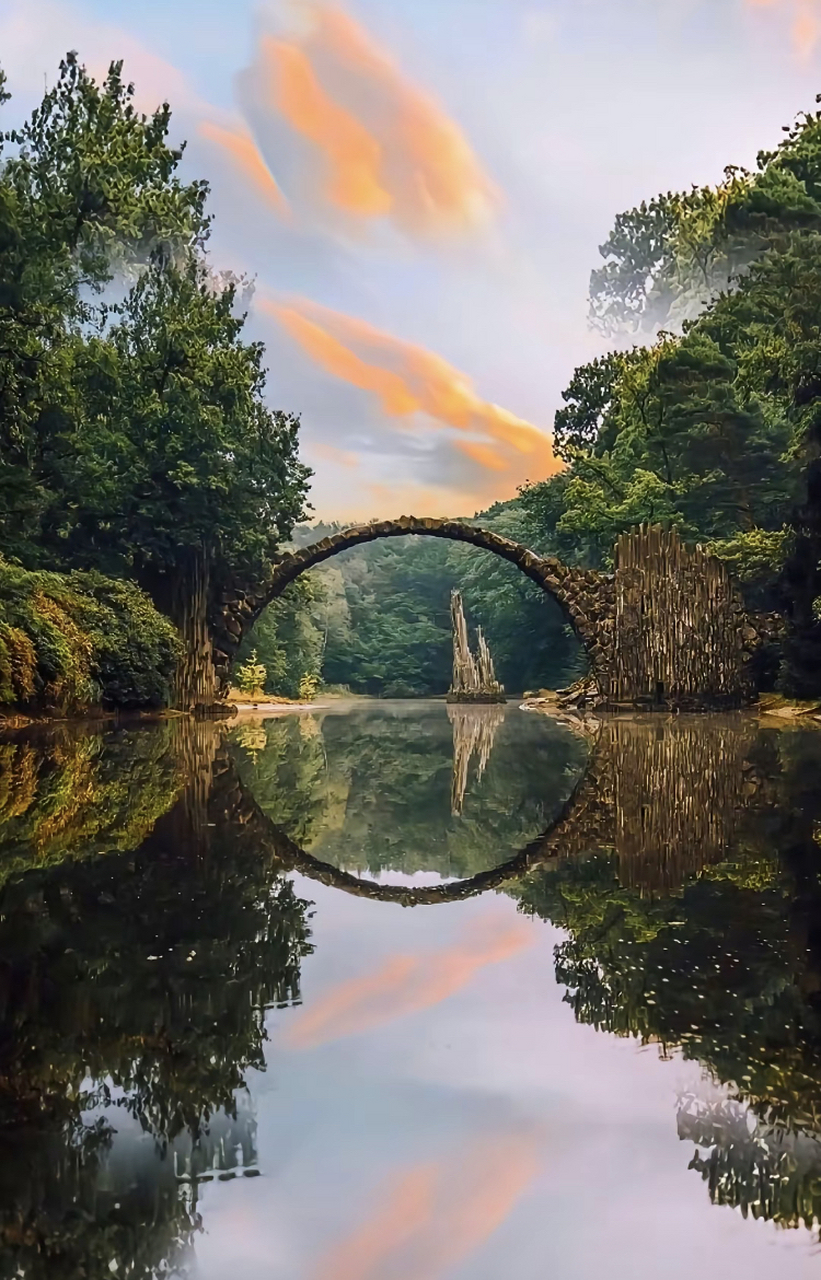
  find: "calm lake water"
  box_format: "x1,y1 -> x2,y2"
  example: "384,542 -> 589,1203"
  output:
2,701 -> 821,1279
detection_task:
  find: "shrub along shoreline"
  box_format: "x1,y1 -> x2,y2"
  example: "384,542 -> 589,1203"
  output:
0,560 -> 181,720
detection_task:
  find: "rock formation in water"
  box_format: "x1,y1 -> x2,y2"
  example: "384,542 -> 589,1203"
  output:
448,590 -> 505,703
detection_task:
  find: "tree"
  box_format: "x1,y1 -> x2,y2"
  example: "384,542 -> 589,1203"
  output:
0,57 -> 311,708
237,575 -> 325,700
0,727 -> 313,1278
236,649 -> 267,698
590,116 -> 821,334
698,233 -> 821,691
0,54 -> 209,563
520,330 -> 798,572
56,256 -> 309,706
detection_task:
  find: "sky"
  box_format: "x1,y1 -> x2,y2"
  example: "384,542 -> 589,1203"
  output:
2,0 -> 821,521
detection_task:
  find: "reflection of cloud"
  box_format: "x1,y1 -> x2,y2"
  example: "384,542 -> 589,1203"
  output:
285,914 -> 533,1050
199,119 -> 289,214
311,1132 -> 540,1280
261,295 -> 559,503
237,3 -> 497,237
745,0 -> 821,57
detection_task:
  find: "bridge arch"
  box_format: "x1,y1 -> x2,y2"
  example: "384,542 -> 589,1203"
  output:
212,516 -> 615,694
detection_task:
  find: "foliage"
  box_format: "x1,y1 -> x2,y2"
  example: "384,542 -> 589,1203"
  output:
237,576 -> 325,700
298,672 -> 321,701
51,256 -> 310,589
231,703 -> 588,880
0,725 -> 182,888
0,53 -> 210,563
235,649 -> 267,698
589,100 -> 821,334
516,726 -> 821,1137
0,726 -> 313,1278
520,325 -> 799,573
255,506 -> 586,699
707,527 -> 793,595
0,54 -> 310,705
0,559 -> 180,713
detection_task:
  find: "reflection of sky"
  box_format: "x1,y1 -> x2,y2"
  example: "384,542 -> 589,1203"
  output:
193,880 -> 820,1279
3,1 -> 821,518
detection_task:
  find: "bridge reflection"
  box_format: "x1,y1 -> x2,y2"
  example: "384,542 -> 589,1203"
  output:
233,713 -> 767,904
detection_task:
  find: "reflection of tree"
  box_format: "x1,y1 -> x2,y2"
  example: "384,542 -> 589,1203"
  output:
232,706 -> 588,881
0,723 -> 313,1279
677,1094 -> 821,1233
447,703 -> 506,816
517,718 -> 821,1233
0,724 -> 183,887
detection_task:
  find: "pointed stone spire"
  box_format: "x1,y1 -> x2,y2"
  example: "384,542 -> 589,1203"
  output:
448,590 -> 505,703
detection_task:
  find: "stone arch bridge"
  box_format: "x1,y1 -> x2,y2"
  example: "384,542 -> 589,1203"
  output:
212,517 -> 775,710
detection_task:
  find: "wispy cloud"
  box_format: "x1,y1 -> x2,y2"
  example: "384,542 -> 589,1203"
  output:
310,1131 -> 541,1280
745,0 -> 821,58
199,119 -> 289,214
284,913 -> 534,1050
237,3 -> 498,238
260,295 -> 560,503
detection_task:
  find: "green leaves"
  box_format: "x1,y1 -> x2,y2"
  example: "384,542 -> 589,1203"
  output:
55,257 -> 310,582
0,560 -> 180,712
590,99 -> 821,335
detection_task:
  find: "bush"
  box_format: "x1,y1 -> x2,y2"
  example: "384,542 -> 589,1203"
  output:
297,672 -> 321,701
0,560 -> 181,714
236,650 -> 267,698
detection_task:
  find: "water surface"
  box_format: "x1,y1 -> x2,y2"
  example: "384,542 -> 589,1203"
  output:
1,703 -> 821,1279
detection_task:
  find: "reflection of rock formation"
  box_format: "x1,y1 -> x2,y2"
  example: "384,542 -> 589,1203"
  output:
244,714 -> 769,905
677,1094 -> 821,1233
447,703 -> 506,816
605,717 -> 761,894
518,719 -> 821,1236
448,590 -> 505,703
527,714 -> 764,896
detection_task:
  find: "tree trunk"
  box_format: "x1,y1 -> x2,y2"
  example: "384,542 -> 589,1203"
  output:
781,450 -> 821,698
141,548 -> 218,712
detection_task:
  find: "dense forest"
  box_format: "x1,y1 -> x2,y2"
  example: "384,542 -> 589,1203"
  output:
237,504 -> 586,698
1,54 -> 821,709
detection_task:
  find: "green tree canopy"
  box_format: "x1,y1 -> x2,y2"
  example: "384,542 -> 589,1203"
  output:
0,55 -> 311,708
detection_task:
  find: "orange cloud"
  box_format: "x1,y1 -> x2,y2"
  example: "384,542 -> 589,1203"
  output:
262,295 -> 559,500
311,1132 -> 540,1280
264,35 -> 391,216
274,305 -> 418,414
284,914 -> 533,1050
200,119 -> 289,214
307,441 -> 361,469
744,0 -> 821,57
239,4 -> 497,237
